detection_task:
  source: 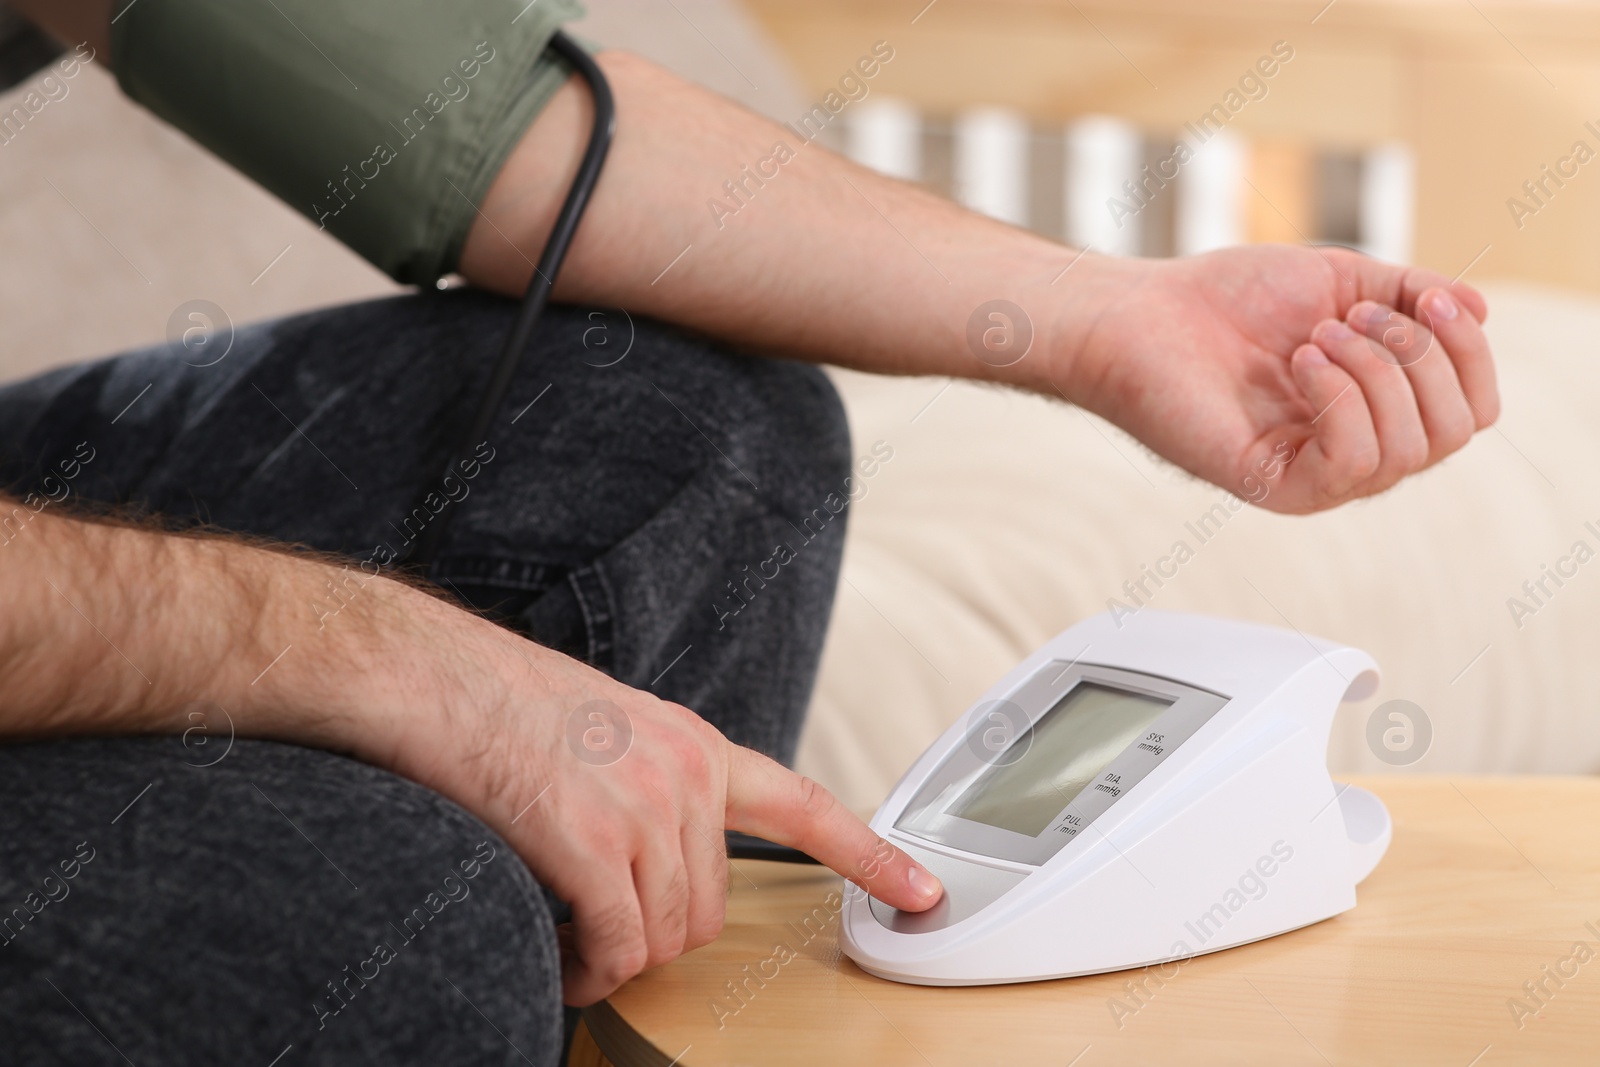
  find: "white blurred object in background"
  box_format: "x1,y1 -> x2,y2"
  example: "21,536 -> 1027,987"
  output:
846,97 -> 923,182
1065,115 -> 1142,256
1176,128 -> 1246,256
953,106 -> 1030,227
1361,142 -> 1415,264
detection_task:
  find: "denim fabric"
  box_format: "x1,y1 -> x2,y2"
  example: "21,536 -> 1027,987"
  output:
0,737 -> 564,1066
0,292 -> 853,1064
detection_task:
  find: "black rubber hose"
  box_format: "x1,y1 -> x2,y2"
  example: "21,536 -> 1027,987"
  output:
725,831 -> 822,865
407,31 -> 616,569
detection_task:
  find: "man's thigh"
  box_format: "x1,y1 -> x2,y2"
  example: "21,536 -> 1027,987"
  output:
0,735 -> 562,1066
0,292 -> 854,759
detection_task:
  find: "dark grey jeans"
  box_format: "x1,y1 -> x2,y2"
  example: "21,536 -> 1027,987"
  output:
0,292 -> 852,1065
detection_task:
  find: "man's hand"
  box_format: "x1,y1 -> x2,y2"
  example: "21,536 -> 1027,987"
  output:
374,595 -> 943,1005
0,509 -> 942,1008
1054,245 -> 1499,514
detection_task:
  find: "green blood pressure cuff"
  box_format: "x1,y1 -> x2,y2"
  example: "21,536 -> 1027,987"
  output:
111,0 -> 585,284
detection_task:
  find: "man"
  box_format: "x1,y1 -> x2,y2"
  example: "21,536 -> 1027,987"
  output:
0,1 -> 1498,1063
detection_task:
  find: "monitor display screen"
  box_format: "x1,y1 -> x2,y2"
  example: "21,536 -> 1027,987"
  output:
946,682 -> 1174,836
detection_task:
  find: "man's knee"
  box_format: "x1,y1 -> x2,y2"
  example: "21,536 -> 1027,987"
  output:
581,308 -> 855,519
443,301 -> 855,568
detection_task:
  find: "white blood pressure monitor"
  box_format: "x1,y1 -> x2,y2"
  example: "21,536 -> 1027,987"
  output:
840,610 -> 1392,986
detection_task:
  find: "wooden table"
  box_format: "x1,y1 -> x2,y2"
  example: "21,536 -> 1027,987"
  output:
574,777 -> 1600,1066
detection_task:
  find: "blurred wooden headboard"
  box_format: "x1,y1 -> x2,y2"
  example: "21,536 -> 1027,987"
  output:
742,0 -> 1600,292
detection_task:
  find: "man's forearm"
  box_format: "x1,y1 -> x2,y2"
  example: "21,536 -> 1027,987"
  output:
0,502 -> 471,768
461,51 -> 1123,396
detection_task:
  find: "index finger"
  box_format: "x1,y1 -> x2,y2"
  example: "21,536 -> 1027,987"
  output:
724,745 -> 943,912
